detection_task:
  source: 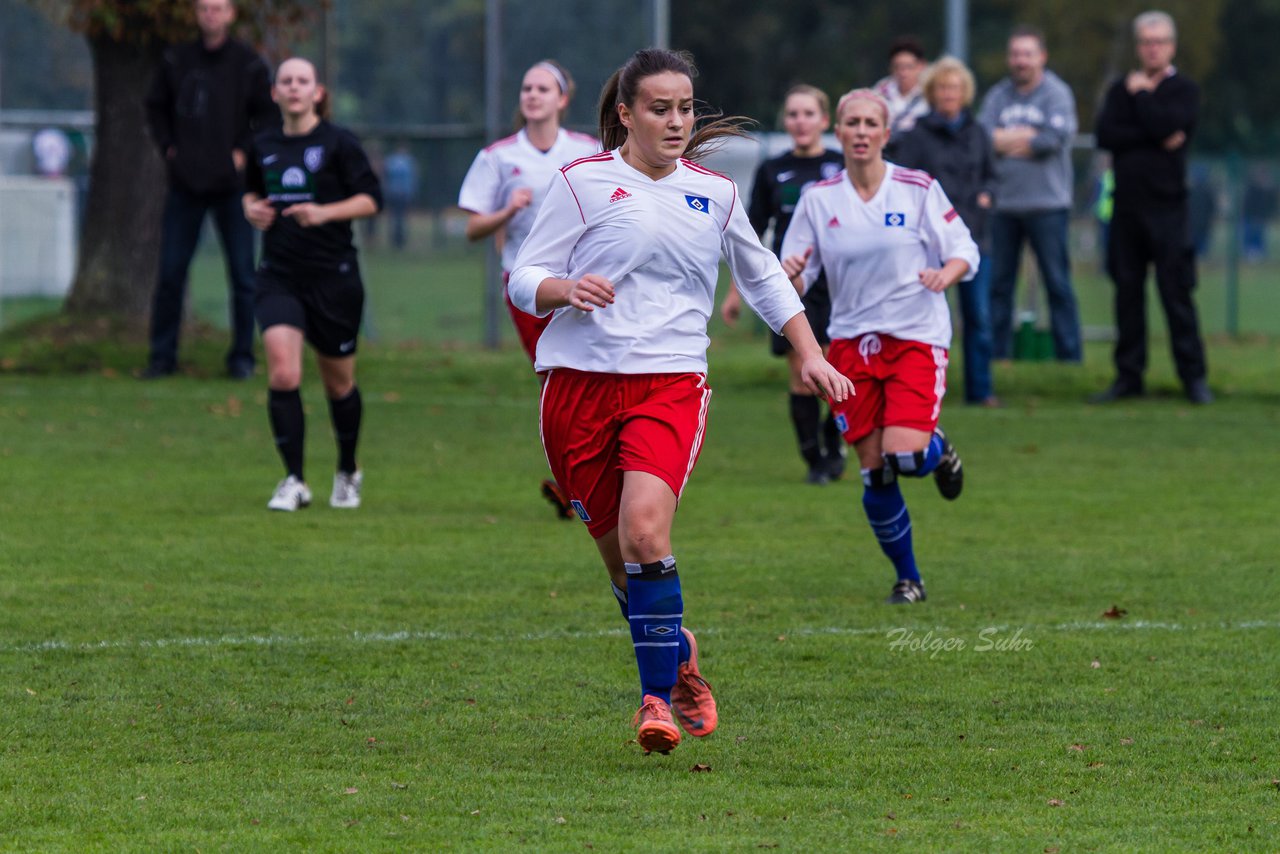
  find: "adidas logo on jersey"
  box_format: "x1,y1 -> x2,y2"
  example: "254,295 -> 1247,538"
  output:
609,187 -> 631,203
827,216 -> 841,228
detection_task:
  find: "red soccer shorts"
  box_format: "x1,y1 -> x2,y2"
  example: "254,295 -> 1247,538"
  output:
503,274 -> 552,366
539,370 -> 712,538
827,333 -> 948,444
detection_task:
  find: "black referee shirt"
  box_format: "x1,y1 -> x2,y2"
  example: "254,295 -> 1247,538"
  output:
246,120 -> 383,272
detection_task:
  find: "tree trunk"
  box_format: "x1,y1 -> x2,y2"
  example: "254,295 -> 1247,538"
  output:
63,35 -> 166,320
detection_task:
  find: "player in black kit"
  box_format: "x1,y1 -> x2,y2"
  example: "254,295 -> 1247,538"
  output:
243,57 -> 382,511
722,85 -> 846,484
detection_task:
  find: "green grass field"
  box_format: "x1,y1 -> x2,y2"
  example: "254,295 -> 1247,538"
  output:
2,245 -> 1279,850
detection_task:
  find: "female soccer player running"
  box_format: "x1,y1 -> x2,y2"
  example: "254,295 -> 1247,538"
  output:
722,85 -> 846,484
509,49 -> 853,754
243,58 -> 382,511
781,90 -> 979,604
458,60 -> 599,519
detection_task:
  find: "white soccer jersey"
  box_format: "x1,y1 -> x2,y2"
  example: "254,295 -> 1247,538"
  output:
780,162 -> 980,349
457,128 -> 600,270
508,150 -> 805,374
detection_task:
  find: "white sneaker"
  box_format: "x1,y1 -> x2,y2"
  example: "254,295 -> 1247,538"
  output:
330,470 -> 362,509
268,475 -> 312,511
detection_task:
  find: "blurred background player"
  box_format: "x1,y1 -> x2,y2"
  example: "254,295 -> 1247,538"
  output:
509,49 -> 852,753
873,36 -> 930,135
721,85 -> 846,484
457,59 -> 599,519
889,56 -> 1000,407
781,89 -> 978,605
143,0 -> 276,380
242,58 -> 382,510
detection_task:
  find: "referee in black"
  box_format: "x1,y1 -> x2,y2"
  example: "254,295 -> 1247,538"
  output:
1093,10 -> 1211,405
243,58 -> 382,510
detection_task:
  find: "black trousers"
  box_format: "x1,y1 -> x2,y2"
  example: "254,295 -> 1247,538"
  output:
1106,204 -> 1207,388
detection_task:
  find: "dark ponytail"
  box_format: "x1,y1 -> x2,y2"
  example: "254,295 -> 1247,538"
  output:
597,48 -> 753,162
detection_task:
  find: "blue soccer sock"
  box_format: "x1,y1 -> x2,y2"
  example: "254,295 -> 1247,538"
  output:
624,556 -> 683,703
610,581 -> 629,620
612,579 -> 692,664
861,468 -> 920,583
885,430 -> 945,477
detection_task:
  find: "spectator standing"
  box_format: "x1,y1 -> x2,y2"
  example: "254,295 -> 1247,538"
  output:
143,0 -> 277,379
890,57 -> 1000,406
1093,11 -> 1211,404
978,25 -> 1082,363
382,142 -> 419,250
873,36 -> 930,135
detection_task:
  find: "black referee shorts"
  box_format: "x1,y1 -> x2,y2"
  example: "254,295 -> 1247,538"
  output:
255,259 -> 365,358
770,278 -> 832,356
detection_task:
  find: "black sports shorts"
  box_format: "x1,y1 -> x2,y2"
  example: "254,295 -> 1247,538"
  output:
255,258 -> 365,358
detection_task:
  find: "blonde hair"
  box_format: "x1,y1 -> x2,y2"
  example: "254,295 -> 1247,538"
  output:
835,88 -> 890,124
921,56 -> 975,109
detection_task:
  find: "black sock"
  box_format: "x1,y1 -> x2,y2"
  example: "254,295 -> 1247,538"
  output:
328,385 -> 362,474
823,409 -> 843,458
268,388 -> 305,480
789,392 -> 823,468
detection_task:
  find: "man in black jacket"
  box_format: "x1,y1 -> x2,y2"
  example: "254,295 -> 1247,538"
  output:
143,0 -> 276,379
1093,10 -> 1211,404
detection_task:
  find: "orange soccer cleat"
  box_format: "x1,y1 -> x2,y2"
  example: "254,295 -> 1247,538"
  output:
670,627 -> 718,737
632,694 -> 682,754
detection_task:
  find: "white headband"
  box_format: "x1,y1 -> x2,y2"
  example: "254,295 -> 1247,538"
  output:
535,62 -> 569,95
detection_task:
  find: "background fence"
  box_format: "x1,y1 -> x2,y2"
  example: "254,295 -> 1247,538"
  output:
2,0 -> 1279,341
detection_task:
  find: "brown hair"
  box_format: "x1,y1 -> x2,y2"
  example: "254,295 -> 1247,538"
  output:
783,84 -> 831,119
515,59 -> 576,129
275,57 -> 329,120
597,48 -> 752,163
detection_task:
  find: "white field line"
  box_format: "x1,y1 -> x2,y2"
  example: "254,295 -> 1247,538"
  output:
2,620 -> 1278,656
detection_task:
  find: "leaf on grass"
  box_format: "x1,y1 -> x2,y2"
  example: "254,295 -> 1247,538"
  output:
471,809 -> 481,815
735,736 -> 748,744
776,635 -> 787,642
340,718 -> 351,727
885,828 -> 899,835
1271,779 -> 1280,789
1121,737 -> 1134,745
343,787 -> 358,795
465,698 -> 477,705
345,819 -> 360,827
1101,605 -> 1127,619
366,737 -> 377,746
1068,744 -> 1086,752
135,795 -> 147,801
1090,660 -> 1101,669
391,782 -> 408,790
226,396 -> 243,417
25,687 -> 36,696
757,844 -> 779,850
549,590 -> 558,598
1047,799 -> 1064,807
902,793 -> 913,799
690,764 -> 712,773
251,818 -> 260,825
885,811 -> 897,820
1045,847 -> 1061,853
554,816 -> 567,825
346,695 -> 356,705
1087,762 -> 1105,768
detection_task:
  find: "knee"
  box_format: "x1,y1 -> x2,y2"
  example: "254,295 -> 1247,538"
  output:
268,364 -> 302,389
323,377 -> 355,399
619,506 -> 671,563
